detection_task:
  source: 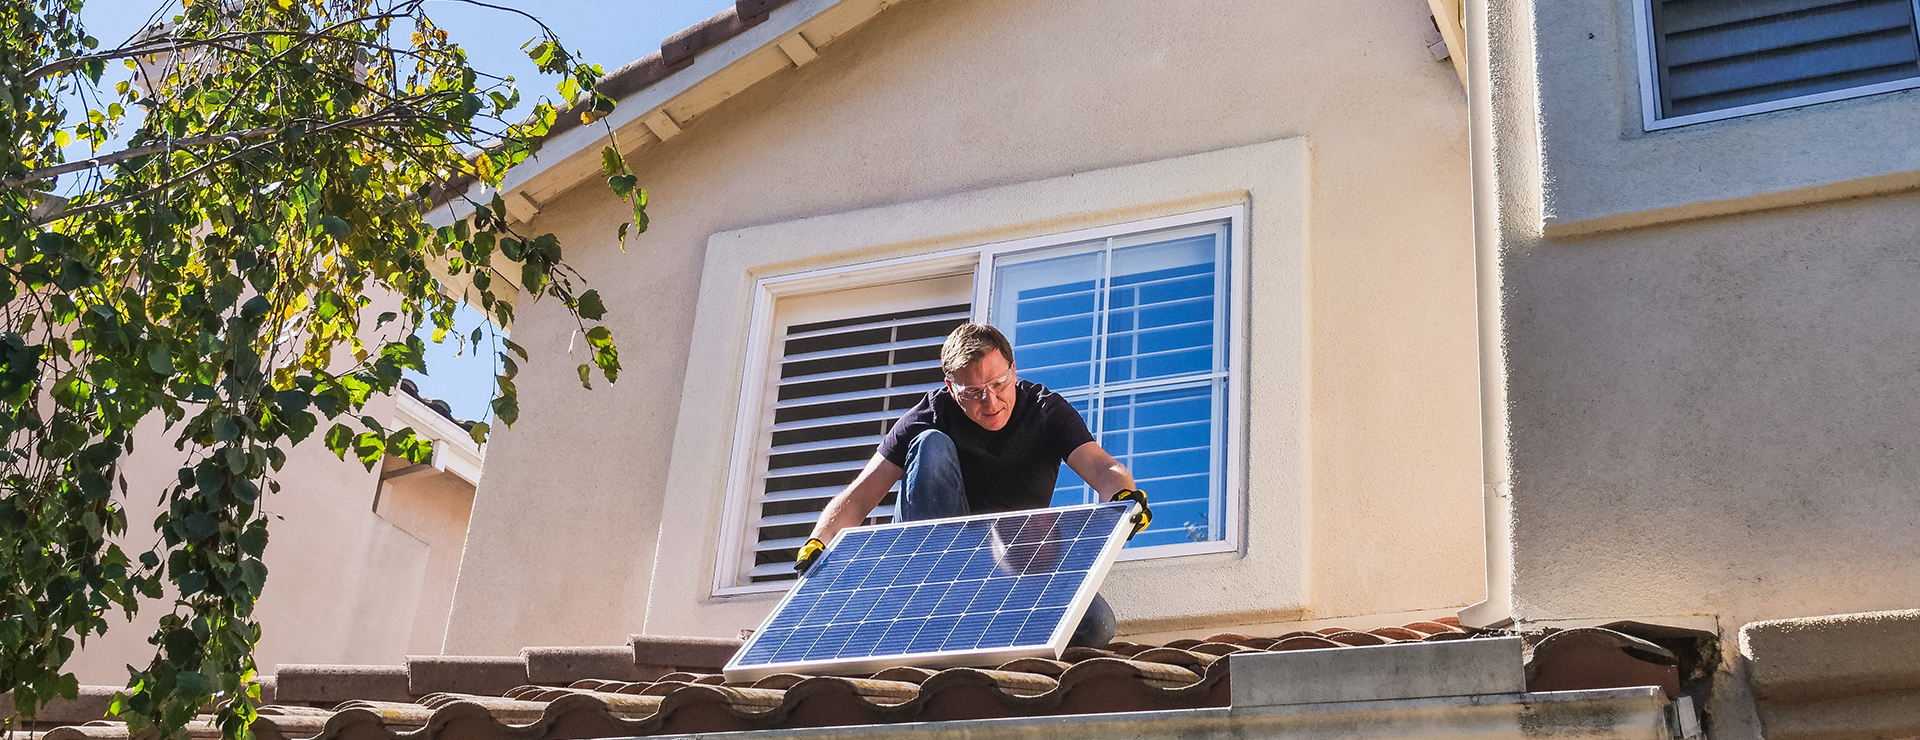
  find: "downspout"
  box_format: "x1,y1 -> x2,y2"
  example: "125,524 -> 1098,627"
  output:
1456,0 -> 1513,629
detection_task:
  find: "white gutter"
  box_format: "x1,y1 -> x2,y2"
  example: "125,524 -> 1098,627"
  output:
1455,0 -> 1513,630
392,391 -> 485,486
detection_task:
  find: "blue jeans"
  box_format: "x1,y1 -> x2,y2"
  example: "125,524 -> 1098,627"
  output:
901,429 -> 1117,649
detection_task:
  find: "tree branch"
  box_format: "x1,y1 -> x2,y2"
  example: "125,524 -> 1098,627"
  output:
0,127 -> 278,191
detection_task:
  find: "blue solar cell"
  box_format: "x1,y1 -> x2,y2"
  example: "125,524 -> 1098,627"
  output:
898,583 -> 947,620
919,521 -> 965,552
862,556 -> 908,588
832,588 -> 883,624
1037,576 -> 1079,608
957,548 -> 999,580
884,525 -> 933,557
855,529 -> 903,559
1015,609 -> 1067,644
728,502 -> 1132,680
951,519 -> 994,551
866,586 -> 915,623
891,553 -> 936,586
805,624 -> 858,660
908,616 -> 962,653
740,629 -> 791,662
932,580 -> 983,616
1007,575 -> 1050,606
843,621 -> 893,658
1044,508 -> 1095,541
798,598 -> 842,627
970,610 -> 1031,650
966,577 -> 1017,614
1061,539 -> 1103,571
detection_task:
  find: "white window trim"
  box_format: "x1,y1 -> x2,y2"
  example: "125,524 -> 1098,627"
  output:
1633,0 -> 1920,131
712,206 -> 1247,596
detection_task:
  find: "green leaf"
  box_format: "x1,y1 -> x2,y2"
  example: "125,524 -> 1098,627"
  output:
237,560 -> 267,598
576,290 -> 605,320
317,215 -> 353,238
608,174 -> 635,198
577,362 -> 592,389
239,525 -> 268,559
491,392 -> 519,426
467,421 -> 490,445
600,146 -> 623,176
323,423 -> 355,459
147,347 -> 174,376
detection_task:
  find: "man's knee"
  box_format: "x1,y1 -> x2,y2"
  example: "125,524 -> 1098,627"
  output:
907,429 -> 955,460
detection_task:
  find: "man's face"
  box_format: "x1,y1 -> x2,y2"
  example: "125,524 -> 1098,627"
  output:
947,349 -> 1018,431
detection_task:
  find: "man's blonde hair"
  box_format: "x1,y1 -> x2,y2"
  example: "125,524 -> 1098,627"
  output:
941,323 -> 1014,376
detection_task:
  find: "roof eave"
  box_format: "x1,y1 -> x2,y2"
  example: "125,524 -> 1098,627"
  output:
428,0 -> 900,230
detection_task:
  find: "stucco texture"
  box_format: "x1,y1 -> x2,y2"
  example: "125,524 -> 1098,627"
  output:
64,392 -> 472,683
443,0 -> 1483,652
1503,190 -> 1920,625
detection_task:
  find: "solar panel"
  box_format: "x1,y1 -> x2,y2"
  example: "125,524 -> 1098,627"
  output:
724,501 -> 1136,681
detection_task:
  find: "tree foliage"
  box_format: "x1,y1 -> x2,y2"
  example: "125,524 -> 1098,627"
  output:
0,0 -> 644,736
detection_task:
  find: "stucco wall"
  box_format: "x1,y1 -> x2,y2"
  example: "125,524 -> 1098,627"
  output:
444,0 -> 1483,653
64,393 -> 464,684
1480,1 -> 1920,736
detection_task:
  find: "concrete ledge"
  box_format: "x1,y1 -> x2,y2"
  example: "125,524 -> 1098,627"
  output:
1741,609 -> 1920,740
631,635 -> 744,672
1741,609 -> 1920,701
272,665 -> 411,705
0,686 -> 121,724
1230,636 -> 1525,707
406,655 -> 528,697
524,645 -> 649,684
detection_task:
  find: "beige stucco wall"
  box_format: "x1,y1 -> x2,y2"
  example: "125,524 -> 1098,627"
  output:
1477,0 -> 1920,736
444,0 -> 1483,653
64,392 -> 475,684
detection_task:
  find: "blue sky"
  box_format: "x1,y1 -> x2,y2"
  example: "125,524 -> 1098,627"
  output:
71,0 -> 737,420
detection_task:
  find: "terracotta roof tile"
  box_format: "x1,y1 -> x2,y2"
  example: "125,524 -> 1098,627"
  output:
36,623 -> 1694,740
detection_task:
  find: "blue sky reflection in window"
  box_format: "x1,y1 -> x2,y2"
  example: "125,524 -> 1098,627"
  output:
990,220 -> 1230,549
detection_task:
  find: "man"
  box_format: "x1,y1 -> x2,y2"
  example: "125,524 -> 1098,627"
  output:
792,323 -> 1151,648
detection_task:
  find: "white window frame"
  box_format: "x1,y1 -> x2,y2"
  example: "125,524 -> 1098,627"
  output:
713,205 -> 1247,596
1634,0 -> 1920,131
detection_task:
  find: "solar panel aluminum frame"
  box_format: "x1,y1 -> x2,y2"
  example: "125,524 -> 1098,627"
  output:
723,501 -> 1138,682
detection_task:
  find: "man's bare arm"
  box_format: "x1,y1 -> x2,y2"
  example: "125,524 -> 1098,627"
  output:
1066,441 -> 1136,500
806,453 -> 905,547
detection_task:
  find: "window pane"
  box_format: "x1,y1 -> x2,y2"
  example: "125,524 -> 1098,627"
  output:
1106,234 -> 1219,384
1100,383 -> 1222,548
995,250 -> 1102,393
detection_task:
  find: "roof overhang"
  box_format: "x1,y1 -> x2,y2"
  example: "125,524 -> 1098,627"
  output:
427,0 -> 898,230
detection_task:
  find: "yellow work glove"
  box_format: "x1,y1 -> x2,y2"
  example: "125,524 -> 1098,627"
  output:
1112,489 -> 1152,540
793,538 -> 827,575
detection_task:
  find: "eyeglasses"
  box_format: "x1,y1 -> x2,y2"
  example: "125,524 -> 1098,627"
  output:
947,368 -> 1014,403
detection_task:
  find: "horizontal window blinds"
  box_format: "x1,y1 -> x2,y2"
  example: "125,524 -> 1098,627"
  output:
744,303 -> 971,584
1651,0 -> 1920,118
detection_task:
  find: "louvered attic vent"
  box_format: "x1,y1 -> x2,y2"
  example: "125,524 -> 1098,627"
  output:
1648,0 -> 1920,119
743,303 -> 970,584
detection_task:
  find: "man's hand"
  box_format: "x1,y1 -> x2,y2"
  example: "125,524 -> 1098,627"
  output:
794,538 -> 827,575
1112,488 -> 1152,539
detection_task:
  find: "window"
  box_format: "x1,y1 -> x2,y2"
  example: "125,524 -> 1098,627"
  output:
1639,0 -> 1920,128
736,276 -> 973,586
987,221 -> 1233,553
721,208 -> 1244,592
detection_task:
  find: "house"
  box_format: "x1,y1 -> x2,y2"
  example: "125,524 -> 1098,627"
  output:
25,0 -> 1920,738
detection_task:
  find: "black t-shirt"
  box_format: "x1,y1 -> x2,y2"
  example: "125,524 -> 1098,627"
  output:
876,379 -> 1095,513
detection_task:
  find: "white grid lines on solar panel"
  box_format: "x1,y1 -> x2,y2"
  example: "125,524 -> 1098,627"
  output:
724,502 -> 1135,681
